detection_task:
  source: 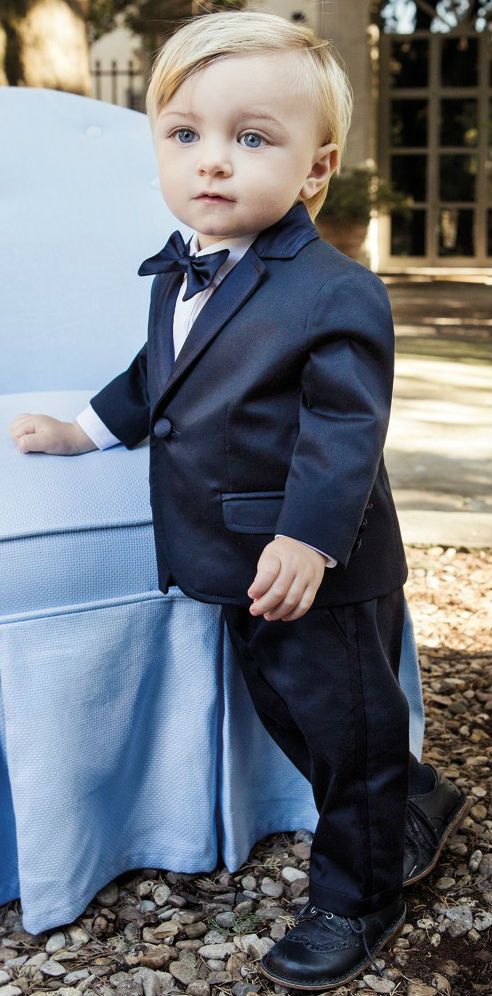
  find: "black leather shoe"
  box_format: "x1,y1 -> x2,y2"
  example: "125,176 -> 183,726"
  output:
260,896 -> 406,990
403,763 -> 473,887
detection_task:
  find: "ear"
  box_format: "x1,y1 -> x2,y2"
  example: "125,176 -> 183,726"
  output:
299,142 -> 338,200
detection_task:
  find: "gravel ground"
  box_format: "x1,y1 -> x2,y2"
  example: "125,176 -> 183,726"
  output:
1,547 -> 491,996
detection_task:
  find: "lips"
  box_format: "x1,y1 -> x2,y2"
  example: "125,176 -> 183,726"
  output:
196,193 -> 232,202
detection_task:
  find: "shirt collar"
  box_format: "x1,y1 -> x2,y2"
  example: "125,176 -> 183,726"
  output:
188,230 -> 259,267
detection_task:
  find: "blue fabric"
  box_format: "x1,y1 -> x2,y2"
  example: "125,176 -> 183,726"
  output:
0,391 -> 424,935
0,87 -> 192,394
0,87 -> 425,937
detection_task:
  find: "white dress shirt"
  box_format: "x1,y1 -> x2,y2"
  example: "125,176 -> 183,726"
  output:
76,230 -> 336,569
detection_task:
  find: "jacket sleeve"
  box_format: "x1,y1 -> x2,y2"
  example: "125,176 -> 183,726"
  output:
88,276 -> 159,450
273,266 -> 395,568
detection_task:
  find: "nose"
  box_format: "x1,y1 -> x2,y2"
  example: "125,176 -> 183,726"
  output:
196,143 -> 232,177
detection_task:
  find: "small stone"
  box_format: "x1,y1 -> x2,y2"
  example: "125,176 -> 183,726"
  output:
45,932 -> 66,954
467,928 -> 481,944
153,885 -> 171,906
479,854 -> 492,879
206,972 -> 232,985
394,952 -> 408,968
66,926 -> 90,948
435,877 -> 455,891
471,804 -> 487,819
240,876 -> 256,891
471,786 -> 487,798
448,842 -> 467,857
184,922 -> 207,940
95,882 -> 119,906
469,849 -> 483,872
0,973 -> 11,986
260,877 -> 283,898
63,970 -> 91,984
434,903 -> 473,938
137,881 -> 155,898
362,975 -> 395,993
152,923 -> 179,938
236,933 -> 274,959
109,972 -> 142,993
431,977 -> 451,996
169,952 -> 198,986
430,933 -> 441,948
202,930 -> 225,945
270,921 -> 286,941
231,984 -> 261,996
197,943 -> 236,959
186,983 -> 210,996
281,867 -> 307,884
291,842 -> 311,860
407,984 -> 437,996
0,987 -> 22,996
473,910 -> 492,931
130,946 -> 178,970
39,959 -> 67,977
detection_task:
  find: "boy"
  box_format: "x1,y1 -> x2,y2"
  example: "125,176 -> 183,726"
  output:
10,11 -> 471,989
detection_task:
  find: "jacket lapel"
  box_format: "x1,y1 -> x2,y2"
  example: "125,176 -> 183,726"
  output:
149,201 -> 320,422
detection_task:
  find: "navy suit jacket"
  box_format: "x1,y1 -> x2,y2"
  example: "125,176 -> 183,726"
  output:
90,201 -> 407,607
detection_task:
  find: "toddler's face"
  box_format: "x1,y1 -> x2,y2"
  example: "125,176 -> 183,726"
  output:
152,50 -> 337,247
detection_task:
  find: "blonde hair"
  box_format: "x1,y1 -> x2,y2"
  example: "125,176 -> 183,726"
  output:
145,9 -> 353,221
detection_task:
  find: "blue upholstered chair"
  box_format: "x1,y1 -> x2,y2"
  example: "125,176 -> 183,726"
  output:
0,87 -> 425,936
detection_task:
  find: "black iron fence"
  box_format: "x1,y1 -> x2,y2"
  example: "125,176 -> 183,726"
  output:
90,60 -> 146,111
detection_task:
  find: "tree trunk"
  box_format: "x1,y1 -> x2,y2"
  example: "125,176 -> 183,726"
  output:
0,0 -> 91,93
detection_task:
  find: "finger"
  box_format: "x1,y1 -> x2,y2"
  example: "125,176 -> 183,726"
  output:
279,587 -> 315,622
16,431 -> 44,453
264,580 -> 310,621
248,551 -> 282,600
250,560 -> 298,616
10,417 -> 37,438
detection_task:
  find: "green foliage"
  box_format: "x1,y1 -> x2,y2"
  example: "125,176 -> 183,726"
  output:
318,167 -> 412,225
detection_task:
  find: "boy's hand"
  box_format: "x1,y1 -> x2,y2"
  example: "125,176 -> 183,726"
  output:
247,536 -> 325,622
9,414 -> 98,455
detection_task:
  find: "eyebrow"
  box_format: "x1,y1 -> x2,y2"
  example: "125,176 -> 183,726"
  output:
160,108 -> 285,128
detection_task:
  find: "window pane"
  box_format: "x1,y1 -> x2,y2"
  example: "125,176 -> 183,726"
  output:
391,100 -> 428,146
440,155 -> 476,201
391,210 -> 426,256
390,39 -> 428,87
441,37 -> 478,87
438,208 -> 474,256
440,99 -> 478,147
391,155 -> 427,201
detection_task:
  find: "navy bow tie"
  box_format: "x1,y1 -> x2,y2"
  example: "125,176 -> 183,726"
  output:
137,229 -> 230,301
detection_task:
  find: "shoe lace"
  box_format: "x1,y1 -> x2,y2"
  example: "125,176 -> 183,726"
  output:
406,798 -> 441,853
293,902 -> 383,977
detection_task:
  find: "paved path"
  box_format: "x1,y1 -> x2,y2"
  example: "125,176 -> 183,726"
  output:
383,280 -> 491,547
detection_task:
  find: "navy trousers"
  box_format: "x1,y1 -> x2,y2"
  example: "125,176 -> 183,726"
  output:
221,586 -> 414,917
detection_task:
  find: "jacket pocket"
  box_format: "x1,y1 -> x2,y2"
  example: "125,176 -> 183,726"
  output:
221,491 -> 285,534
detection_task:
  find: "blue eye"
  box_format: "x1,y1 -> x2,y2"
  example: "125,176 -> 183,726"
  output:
174,128 -> 197,144
240,132 -> 266,149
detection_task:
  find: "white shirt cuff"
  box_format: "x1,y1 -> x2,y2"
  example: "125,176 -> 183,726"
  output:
75,405 -> 122,450
275,534 -> 337,569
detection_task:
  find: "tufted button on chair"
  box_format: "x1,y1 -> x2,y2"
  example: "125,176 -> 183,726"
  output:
0,86 -> 425,936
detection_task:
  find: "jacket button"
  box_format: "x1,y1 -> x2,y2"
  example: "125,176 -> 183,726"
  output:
153,416 -> 172,438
